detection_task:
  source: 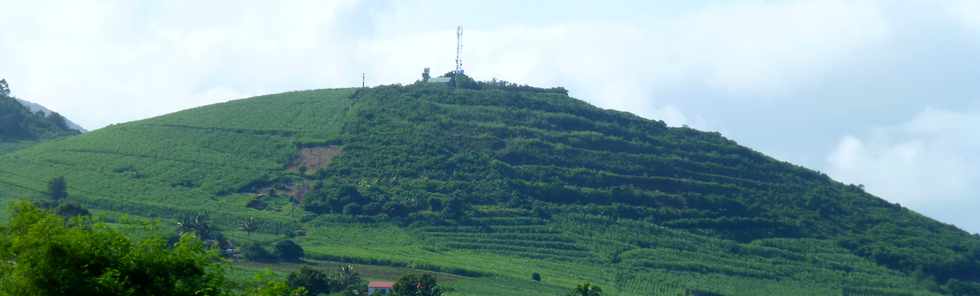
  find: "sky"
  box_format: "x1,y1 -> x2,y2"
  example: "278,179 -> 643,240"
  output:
1,0 -> 978,233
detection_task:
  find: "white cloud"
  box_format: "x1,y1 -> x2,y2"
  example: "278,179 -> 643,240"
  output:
663,0 -> 889,95
0,0 -> 362,129
827,106 -> 980,232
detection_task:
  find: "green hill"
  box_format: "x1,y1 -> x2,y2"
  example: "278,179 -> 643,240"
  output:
0,80 -> 81,153
1,80 -> 978,295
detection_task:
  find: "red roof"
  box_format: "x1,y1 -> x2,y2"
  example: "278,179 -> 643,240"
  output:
369,281 -> 395,289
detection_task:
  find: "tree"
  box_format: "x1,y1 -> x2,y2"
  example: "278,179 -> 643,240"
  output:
303,182 -> 364,214
566,283 -> 602,296
0,202 -> 229,295
47,176 -> 67,201
241,216 -> 258,237
393,274 -> 443,296
177,213 -> 215,241
287,267 -> 332,296
47,112 -> 69,130
422,68 -> 431,81
0,79 -> 9,97
333,264 -> 363,291
446,72 -> 479,89
440,196 -> 468,221
532,272 -> 541,282
247,197 -> 268,210
274,240 -> 305,262
532,205 -> 551,219
54,202 -> 90,218
242,243 -> 276,262
251,271 -> 309,296
342,202 -> 362,216
383,201 -> 407,218
428,198 -> 443,211
946,279 -> 980,296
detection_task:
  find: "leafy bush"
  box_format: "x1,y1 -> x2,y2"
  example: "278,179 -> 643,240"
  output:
393,273 -> 443,296
342,203 -> 362,216
54,202 -> 90,218
287,267 -> 331,296
0,202 -> 228,295
47,176 -> 67,202
274,240 -> 305,262
248,272 -> 308,296
242,243 -> 276,262
565,282 -> 602,296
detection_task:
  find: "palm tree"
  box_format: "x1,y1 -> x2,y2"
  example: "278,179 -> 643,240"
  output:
335,264 -> 361,289
567,283 -> 602,296
177,213 -> 211,239
240,216 -> 258,237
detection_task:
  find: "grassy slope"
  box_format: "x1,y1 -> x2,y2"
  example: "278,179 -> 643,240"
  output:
0,141 -> 37,155
0,85 -> 975,295
0,89 -> 351,228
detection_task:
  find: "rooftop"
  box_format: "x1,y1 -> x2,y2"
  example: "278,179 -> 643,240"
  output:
368,281 -> 395,289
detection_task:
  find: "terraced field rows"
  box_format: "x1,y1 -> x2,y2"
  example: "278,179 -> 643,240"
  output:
415,209 -> 597,262
0,89 -> 354,235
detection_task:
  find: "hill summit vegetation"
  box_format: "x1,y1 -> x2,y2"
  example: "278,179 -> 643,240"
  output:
0,75 -> 978,295
0,79 -> 79,143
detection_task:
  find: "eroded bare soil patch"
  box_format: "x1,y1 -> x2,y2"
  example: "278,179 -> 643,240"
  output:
288,145 -> 342,174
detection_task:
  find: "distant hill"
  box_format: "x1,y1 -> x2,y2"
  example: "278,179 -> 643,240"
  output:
13,98 -> 86,132
0,93 -> 81,143
0,78 -> 977,295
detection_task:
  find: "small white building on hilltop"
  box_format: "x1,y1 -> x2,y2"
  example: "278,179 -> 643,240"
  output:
427,76 -> 451,84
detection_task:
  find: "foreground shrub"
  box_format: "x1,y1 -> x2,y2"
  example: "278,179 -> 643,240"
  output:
393,273 -> 442,296
0,202 -> 227,296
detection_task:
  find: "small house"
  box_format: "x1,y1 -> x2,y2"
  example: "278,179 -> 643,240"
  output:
368,281 -> 394,295
427,76 -> 451,84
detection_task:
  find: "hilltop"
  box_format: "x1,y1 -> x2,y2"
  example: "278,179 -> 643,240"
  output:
0,79 -> 978,295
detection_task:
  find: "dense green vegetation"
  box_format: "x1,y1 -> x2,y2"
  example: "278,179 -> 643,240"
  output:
284,265 -> 370,295
0,202 -> 305,296
393,273 -> 443,296
566,283 -> 603,296
0,79 -> 79,142
0,78 -> 978,295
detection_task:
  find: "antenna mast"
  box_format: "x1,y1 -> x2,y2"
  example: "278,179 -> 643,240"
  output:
455,26 -> 463,78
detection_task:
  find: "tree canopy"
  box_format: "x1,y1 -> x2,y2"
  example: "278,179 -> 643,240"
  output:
0,80 -> 79,141
0,202 -> 306,296
566,283 -> 602,296
47,176 -> 67,201
0,202 -> 228,296
274,239 -> 305,262
393,274 -> 442,296
0,79 -> 10,97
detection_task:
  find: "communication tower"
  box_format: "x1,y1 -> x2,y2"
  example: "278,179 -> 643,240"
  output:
455,26 -> 463,81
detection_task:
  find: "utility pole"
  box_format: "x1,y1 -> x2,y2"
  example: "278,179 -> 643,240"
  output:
362,73 -> 365,88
